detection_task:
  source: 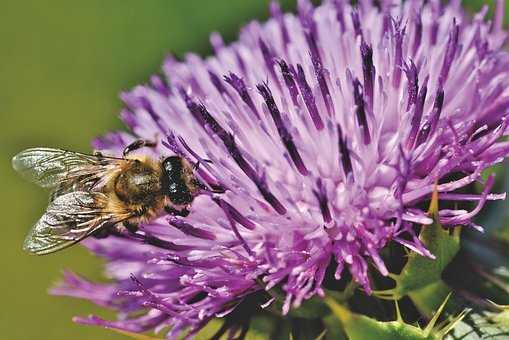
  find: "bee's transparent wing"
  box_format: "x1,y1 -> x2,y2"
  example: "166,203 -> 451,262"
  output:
12,148 -> 122,189
23,191 -> 121,255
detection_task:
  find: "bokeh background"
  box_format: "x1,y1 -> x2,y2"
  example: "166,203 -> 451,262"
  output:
0,1 -> 504,339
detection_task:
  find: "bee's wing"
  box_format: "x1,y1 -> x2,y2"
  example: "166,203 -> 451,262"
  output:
12,148 -> 124,189
23,191 -> 126,255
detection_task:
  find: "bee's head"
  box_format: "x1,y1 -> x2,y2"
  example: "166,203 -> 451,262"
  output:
161,156 -> 196,205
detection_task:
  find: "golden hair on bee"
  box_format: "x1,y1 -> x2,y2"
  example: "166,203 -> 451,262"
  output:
103,154 -> 165,227
11,140 -> 213,255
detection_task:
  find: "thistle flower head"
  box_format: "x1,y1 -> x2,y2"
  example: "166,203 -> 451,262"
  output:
53,0 -> 509,337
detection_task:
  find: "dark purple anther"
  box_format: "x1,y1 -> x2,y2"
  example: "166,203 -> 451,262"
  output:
337,124 -> 353,176
407,77 -> 428,149
278,60 -> 300,106
381,11 -> 391,37
298,0 -> 332,115
352,79 -> 371,144
222,133 -> 287,215
162,131 -> 183,155
313,179 -> 332,223
199,104 -> 228,136
360,40 -> 375,110
168,218 -> 217,240
295,64 -> 325,130
257,83 -> 309,175
140,96 -> 166,133
298,0 -> 319,60
351,9 -> 363,37
235,50 -> 247,75
438,20 -> 459,87
404,60 -> 419,110
255,174 -> 287,215
177,136 -> 222,185
214,198 -> 256,230
134,232 -> 191,251
223,210 -> 254,256
312,56 -> 333,116
259,39 -> 280,88
208,70 -> 227,95
392,19 -> 405,88
430,21 -> 439,45
221,133 -> 258,181
224,72 -> 260,120
164,254 -> 217,269
475,33 -> 489,60
271,1 -> 290,48
415,87 -> 444,146
429,1 -> 442,45
332,0 -> 346,31
150,75 -> 171,97
412,9 -> 423,56
181,90 -> 266,192
179,87 -> 206,127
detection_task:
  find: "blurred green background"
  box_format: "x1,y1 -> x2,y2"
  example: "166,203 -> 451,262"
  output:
0,1 -> 502,339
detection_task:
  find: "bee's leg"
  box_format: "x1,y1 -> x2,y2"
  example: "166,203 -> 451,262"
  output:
124,221 -> 139,234
123,139 -> 158,157
164,205 -> 190,217
92,227 -> 111,239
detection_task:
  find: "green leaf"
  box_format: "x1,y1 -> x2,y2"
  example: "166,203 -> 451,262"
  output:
249,314 -> 277,337
408,280 -> 456,317
325,294 -> 467,340
374,187 -> 461,316
289,317 -> 326,340
193,318 -> 223,339
313,330 -> 327,340
494,229 -> 509,246
286,296 -> 331,319
323,314 -> 348,340
244,329 -> 267,340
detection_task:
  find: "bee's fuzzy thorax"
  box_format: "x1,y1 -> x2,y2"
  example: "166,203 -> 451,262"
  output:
103,154 -> 166,224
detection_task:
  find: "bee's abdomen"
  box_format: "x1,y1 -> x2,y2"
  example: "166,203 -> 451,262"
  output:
114,161 -> 161,205
161,156 -> 194,205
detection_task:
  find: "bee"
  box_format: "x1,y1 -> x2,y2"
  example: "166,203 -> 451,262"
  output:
12,139 -> 212,255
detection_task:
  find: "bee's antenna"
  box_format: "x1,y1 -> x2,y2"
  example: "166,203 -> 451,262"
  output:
122,139 -> 157,157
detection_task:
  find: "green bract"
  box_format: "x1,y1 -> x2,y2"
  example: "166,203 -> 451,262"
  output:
325,293 -> 466,340
374,189 -> 461,316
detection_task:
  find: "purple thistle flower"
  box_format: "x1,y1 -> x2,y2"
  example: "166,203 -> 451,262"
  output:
53,0 -> 509,337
